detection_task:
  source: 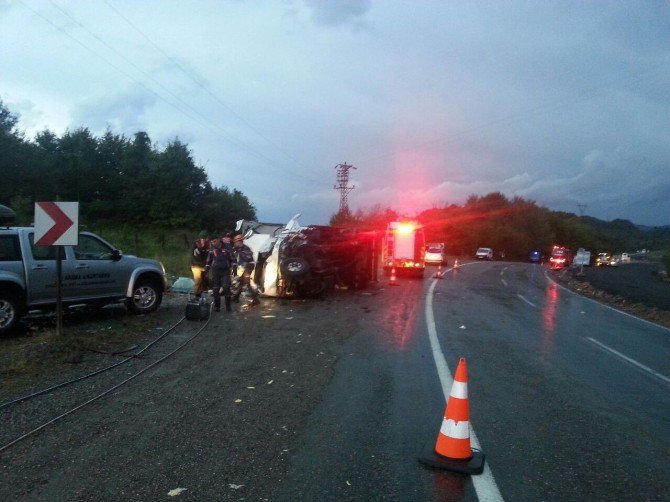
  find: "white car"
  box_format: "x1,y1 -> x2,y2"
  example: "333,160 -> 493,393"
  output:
475,247 -> 493,260
424,243 -> 447,265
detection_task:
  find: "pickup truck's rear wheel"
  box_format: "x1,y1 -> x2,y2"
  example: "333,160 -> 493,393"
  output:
0,290 -> 20,335
127,278 -> 163,315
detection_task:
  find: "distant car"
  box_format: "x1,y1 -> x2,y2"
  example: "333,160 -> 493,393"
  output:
595,252 -> 612,267
529,250 -> 542,263
475,247 -> 493,260
596,253 -> 619,267
424,243 -> 447,265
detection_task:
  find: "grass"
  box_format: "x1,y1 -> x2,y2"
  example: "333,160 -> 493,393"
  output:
0,306 -> 157,395
92,226 -> 194,278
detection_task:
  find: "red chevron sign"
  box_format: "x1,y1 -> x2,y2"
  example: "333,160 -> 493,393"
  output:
34,202 -> 79,246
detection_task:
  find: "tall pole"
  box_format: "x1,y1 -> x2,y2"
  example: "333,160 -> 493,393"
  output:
334,162 -> 357,214
56,245 -> 63,336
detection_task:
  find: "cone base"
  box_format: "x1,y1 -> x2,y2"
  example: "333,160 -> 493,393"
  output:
418,443 -> 485,475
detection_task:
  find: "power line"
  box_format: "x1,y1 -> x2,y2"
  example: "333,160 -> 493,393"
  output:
101,0 -> 318,178
20,0 -> 325,188
45,0 -> 323,185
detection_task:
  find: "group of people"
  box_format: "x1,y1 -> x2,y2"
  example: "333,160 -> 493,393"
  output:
191,231 -> 259,312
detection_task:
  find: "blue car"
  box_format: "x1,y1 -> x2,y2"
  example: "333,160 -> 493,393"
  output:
529,250 -> 542,263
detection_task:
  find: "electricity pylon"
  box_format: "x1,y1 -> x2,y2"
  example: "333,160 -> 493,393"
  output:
334,162 -> 357,214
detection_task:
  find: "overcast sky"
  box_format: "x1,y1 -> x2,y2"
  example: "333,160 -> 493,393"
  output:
2,1 -> 669,226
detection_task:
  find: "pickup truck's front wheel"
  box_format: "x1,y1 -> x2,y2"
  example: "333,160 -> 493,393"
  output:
127,278 -> 163,315
0,290 -> 20,335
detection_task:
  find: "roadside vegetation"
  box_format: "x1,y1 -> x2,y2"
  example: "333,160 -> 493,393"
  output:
2,97 -> 669,277
333,194 -> 670,262
0,98 -> 255,238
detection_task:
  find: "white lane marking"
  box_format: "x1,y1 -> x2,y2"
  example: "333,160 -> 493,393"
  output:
427,277 -> 504,501
585,337 -> 670,385
544,270 -> 670,333
501,278 -> 508,287
516,294 -> 536,308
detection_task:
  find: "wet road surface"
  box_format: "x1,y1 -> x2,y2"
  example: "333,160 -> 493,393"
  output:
278,261 -> 670,501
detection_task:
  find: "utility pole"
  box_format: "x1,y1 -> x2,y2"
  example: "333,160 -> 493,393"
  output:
577,204 -> 587,217
334,162 -> 357,214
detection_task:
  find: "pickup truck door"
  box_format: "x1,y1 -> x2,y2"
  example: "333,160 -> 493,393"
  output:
67,233 -> 125,299
25,232 -> 77,305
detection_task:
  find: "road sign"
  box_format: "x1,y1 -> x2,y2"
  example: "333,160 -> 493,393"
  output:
34,201 -> 79,246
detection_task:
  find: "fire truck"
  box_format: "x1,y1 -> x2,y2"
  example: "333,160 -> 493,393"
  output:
549,245 -> 573,268
382,221 -> 426,278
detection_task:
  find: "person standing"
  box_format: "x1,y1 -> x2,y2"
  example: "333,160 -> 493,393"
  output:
205,236 -> 233,312
221,232 -> 234,254
232,234 -> 260,306
191,231 -> 210,298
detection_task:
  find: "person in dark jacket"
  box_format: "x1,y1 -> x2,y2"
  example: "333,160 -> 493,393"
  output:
191,230 -> 210,298
205,236 -> 233,312
221,232 -> 234,254
232,234 -> 260,305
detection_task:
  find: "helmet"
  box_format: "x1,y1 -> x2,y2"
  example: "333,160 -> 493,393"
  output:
233,234 -> 244,243
198,230 -> 209,239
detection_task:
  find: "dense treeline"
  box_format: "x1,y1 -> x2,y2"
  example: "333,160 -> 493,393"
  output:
335,193 -> 670,261
0,99 -> 256,233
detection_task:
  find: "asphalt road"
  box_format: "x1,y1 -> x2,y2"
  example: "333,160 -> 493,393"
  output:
1,263 -> 668,501
277,262 -> 670,501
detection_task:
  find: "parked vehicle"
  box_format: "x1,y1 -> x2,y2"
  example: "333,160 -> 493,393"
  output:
549,245 -> 572,268
0,227 -> 167,335
235,215 -> 375,297
424,242 -> 447,265
382,221 -> 425,277
475,247 -> 493,260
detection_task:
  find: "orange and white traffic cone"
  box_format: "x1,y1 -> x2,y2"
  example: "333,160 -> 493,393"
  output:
419,358 -> 485,474
434,263 -> 443,279
453,259 -> 460,271
389,266 -> 398,286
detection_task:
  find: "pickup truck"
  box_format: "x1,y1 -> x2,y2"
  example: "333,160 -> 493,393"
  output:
0,227 -> 168,335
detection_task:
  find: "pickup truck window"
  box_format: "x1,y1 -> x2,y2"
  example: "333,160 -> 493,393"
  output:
28,233 -> 57,260
73,234 -> 114,260
0,235 -> 21,261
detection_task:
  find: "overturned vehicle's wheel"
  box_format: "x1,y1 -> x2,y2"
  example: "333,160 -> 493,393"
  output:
280,257 -> 310,277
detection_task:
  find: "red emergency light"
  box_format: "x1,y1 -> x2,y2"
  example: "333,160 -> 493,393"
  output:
395,223 -> 415,234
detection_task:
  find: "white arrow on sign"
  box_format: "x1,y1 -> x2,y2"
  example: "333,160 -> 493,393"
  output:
34,201 -> 79,246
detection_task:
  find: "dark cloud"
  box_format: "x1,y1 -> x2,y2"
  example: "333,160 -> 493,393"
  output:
303,0 -> 371,26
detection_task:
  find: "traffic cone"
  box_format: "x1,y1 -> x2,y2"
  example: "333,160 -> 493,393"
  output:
453,259 -> 460,271
419,358 -> 485,474
389,266 -> 398,286
434,263 -> 443,279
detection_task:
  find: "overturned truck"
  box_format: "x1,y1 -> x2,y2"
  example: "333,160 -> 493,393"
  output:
235,215 -> 377,298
